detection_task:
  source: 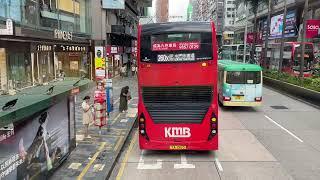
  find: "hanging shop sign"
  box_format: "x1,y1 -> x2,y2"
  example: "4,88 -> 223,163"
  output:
54,29 -> 73,41
95,46 -> 106,80
246,33 -> 255,44
106,45 -> 118,55
0,19 -> 14,35
306,20 -> 320,39
55,45 -> 87,52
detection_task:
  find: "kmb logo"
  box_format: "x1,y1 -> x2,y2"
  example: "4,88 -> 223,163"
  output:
164,127 -> 191,138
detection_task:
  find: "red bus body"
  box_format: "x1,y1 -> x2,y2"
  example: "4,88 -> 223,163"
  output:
137,22 -> 218,150
264,42 -> 315,77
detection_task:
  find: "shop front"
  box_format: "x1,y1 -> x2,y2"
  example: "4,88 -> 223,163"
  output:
0,41 -> 33,90
54,44 -> 90,78
31,44 -> 54,85
106,45 -> 122,78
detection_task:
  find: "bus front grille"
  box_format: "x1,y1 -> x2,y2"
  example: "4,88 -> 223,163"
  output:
142,86 -> 212,124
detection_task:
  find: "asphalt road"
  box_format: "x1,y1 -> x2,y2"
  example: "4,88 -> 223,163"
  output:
110,87 -> 320,180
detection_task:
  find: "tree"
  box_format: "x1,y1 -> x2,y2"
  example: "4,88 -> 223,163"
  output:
235,0 -> 269,62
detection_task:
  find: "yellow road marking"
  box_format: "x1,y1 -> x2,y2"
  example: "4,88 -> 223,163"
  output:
114,136 -> 124,151
116,131 -> 137,180
77,142 -> 106,180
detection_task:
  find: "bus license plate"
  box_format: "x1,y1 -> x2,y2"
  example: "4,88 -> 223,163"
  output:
169,145 -> 187,150
234,96 -> 244,100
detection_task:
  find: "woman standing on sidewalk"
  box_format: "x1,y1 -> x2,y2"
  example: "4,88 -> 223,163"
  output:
119,86 -> 131,113
82,96 -> 93,138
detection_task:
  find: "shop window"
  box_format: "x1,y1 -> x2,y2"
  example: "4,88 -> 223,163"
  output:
7,52 -> 32,89
22,0 -> 39,26
0,48 -> 7,91
0,0 -> 22,21
37,52 -> 54,84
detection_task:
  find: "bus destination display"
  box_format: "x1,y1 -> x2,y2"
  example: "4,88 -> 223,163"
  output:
152,41 -> 200,51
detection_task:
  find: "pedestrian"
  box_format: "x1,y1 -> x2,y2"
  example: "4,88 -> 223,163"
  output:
131,64 -> 136,76
120,65 -> 126,78
119,86 -> 131,113
82,96 -> 93,138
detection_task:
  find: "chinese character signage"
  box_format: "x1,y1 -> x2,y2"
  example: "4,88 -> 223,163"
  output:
95,46 -> 106,80
246,33 -> 255,44
152,41 -> 200,51
0,99 -> 70,179
306,19 -> 320,39
102,0 -> 124,9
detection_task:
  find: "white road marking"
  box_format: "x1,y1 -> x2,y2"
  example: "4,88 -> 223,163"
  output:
68,163 -> 82,170
120,119 -> 128,123
137,150 -> 162,169
76,134 -> 84,141
93,164 -> 105,172
264,115 -> 304,143
214,158 -> 223,172
126,107 -> 138,118
174,153 -> 195,169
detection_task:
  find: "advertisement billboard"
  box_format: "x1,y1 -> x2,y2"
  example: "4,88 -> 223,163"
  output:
306,19 -> 320,39
95,46 -> 106,80
270,11 -> 297,39
0,99 -> 70,179
102,0 -> 125,9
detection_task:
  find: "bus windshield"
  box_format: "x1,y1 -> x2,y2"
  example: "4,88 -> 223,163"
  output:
226,71 -> 261,84
141,32 -> 213,63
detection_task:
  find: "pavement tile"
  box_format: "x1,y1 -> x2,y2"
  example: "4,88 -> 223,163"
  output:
51,76 -> 138,180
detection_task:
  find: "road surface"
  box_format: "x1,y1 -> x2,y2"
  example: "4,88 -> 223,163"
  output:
110,87 -> 320,180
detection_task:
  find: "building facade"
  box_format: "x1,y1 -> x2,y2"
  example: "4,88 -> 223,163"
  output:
155,0 -> 169,23
0,0 -> 92,91
224,0 -> 236,27
191,0 -> 225,45
90,0 -> 151,79
234,0 -> 320,49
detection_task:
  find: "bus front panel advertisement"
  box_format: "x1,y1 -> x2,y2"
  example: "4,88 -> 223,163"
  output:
137,22 -> 218,151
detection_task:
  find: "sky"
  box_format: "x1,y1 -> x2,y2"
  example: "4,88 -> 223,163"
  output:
151,0 -> 189,22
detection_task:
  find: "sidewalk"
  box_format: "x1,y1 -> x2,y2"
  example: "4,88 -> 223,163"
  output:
51,75 -> 138,180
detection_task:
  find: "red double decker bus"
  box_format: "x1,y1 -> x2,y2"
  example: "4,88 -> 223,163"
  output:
264,42 -> 315,77
137,22 -> 218,150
